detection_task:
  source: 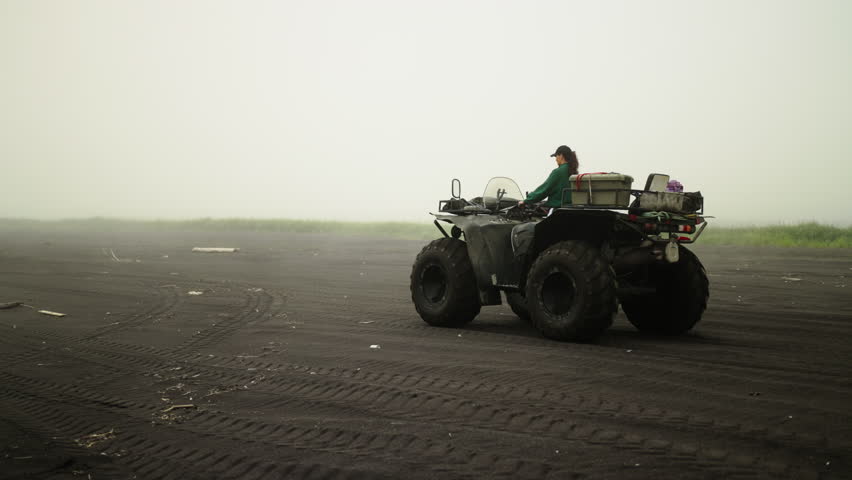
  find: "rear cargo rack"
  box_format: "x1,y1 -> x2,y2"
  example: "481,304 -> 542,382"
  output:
560,188 -> 705,216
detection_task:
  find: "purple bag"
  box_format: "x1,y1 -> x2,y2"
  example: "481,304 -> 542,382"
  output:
666,180 -> 683,193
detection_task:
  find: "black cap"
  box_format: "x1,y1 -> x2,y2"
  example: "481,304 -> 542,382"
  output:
550,145 -> 573,157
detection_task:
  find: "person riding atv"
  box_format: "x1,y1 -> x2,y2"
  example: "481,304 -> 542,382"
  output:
410,173 -> 709,342
519,145 -> 578,208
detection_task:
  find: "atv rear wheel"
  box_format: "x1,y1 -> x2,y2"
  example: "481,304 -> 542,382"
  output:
410,238 -> 481,327
525,241 -> 617,341
506,292 -> 531,323
620,245 -> 709,334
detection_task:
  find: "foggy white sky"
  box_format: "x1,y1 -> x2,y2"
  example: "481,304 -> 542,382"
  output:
2,0 -> 851,225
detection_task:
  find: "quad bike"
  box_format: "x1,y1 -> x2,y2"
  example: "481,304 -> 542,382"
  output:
409,174 -> 709,342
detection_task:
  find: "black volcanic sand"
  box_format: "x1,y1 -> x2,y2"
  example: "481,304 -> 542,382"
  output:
0,228 -> 850,480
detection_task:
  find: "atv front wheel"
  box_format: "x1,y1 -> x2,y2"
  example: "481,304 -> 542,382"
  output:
525,241 -> 617,341
410,238 -> 481,327
620,246 -> 709,334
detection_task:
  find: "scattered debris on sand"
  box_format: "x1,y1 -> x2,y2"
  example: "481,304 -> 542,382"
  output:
74,429 -> 116,448
2,301 -> 66,317
161,404 -> 196,413
154,403 -> 198,425
187,291 -> 204,296
204,373 -> 266,399
101,248 -> 140,263
192,247 -> 239,253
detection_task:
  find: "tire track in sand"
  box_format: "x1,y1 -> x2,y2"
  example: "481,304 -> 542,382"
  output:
0,370 -> 578,480
0,318 -> 839,478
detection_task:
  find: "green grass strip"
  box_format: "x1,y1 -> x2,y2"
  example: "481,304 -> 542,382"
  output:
1,218 -> 850,248
698,222 -> 852,248
0,217 -> 437,240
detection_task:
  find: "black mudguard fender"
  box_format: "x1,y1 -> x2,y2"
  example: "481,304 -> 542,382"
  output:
532,209 -> 621,254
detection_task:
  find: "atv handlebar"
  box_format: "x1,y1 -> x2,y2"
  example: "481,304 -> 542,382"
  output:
501,201 -> 548,220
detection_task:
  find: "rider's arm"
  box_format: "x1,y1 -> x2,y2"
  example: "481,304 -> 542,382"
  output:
524,169 -> 559,203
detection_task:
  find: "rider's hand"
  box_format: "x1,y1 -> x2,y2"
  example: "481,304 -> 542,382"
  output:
518,200 -> 525,208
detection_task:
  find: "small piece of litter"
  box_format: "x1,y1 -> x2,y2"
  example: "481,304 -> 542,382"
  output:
781,277 -> 802,282
74,429 -> 116,448
187,291 -> 203,296
358,321 -> 375,324
626,349 -> 633,353
38,310 -> 66,317
160,404 -> 196,413
369,344 -> 381,350
192,247 -> 239,253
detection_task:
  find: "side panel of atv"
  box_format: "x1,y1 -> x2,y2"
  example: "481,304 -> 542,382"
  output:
435,209 -> 645,305
435,215 -> 515,305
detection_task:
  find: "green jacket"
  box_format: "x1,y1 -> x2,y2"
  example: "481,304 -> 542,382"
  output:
525,163 -> 572,207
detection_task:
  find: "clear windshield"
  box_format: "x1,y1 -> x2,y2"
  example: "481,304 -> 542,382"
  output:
482,177 -> 523,202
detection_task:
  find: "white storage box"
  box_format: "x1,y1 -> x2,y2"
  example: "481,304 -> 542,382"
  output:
568,173 -> 634,207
